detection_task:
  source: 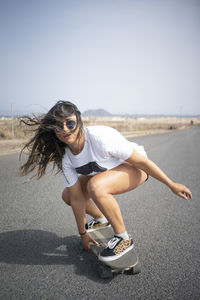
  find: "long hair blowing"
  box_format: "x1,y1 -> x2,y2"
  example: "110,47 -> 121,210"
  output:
20,100 -> 83,178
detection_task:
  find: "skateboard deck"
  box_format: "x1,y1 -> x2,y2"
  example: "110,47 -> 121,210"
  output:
89,226 -> 141,278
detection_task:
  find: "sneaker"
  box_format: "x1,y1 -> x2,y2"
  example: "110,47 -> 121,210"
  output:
99,235 -> 133,262
85,219 -> 111,232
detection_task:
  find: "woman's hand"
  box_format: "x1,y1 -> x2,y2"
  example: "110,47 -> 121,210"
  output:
169,182 -> 192,200
81,232 -> 99,250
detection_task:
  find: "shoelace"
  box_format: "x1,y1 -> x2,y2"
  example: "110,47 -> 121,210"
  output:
107,237 -> 121,249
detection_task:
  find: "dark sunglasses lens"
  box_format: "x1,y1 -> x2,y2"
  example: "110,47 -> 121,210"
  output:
66,120 -> 76,129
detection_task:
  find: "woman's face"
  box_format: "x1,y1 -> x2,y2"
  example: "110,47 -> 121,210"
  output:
54,114 -> 80,145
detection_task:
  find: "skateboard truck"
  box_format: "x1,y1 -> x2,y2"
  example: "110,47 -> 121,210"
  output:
98,261 -> 141,279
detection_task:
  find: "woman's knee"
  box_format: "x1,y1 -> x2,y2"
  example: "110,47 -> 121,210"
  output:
87,177 -> 104,200
62,188 -> 71,206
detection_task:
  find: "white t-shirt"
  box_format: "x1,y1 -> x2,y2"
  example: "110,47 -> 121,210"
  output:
61,126 -> 147,187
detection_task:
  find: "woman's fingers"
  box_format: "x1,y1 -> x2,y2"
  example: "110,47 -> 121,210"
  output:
171,183 -> 192,200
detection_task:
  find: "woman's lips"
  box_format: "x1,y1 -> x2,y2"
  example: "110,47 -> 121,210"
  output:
63,133 -> 72,138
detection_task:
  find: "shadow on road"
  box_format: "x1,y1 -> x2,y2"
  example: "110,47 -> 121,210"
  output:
0,229 -> 107,282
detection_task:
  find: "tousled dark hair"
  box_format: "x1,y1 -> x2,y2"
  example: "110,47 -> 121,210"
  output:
20,100 -> 83,178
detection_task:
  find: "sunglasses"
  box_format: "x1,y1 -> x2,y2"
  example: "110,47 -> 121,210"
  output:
54,119 -> 77,133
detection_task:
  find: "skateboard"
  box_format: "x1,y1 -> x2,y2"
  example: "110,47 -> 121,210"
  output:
89,226 -> 141,278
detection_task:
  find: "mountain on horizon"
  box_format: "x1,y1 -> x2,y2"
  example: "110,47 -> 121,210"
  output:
81,109 -> 200,118
82,109 -> 112,117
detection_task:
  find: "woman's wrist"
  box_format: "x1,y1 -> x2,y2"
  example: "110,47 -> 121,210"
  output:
79,230 -> 87,236
166,179 -> 174,189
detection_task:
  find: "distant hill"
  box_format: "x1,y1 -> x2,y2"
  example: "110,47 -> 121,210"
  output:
82,109 -> 112,117
81,110 -> 200,118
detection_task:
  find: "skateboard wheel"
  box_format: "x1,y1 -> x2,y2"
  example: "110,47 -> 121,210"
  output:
128,262 -> 141,275
98,264 -> 113,279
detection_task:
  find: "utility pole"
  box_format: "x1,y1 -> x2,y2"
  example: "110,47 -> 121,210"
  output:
11,104 -> 14,139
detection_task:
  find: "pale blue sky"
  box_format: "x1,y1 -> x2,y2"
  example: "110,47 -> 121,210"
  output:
0,0 -> 199,116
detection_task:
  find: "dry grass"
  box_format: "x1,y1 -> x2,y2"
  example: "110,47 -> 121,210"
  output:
0,118 -> 31,139
0,116 -> 199,156
82,116 -> 199,137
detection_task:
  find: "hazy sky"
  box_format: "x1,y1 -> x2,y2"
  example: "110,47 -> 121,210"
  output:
0,0 -> 199,116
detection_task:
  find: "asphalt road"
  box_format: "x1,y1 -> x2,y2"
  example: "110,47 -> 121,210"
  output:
0,126 -> 200,300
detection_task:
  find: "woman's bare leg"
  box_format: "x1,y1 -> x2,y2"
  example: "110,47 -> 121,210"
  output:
62,175 -> 104,219
87,163 -> 148,235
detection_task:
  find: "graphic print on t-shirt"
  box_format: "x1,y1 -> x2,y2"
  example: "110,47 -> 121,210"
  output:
75,161 -> 107,175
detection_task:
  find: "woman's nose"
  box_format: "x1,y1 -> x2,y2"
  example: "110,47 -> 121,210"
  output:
62,122 -> 69,132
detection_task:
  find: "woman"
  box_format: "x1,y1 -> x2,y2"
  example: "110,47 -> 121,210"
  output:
20,101 -> 192,262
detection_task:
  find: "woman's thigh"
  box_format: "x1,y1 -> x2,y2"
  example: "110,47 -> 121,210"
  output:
88,163 -> 148,195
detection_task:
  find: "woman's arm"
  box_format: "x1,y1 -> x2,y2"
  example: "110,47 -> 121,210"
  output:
67,180 -> 99,249
126,150 -> 192,200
